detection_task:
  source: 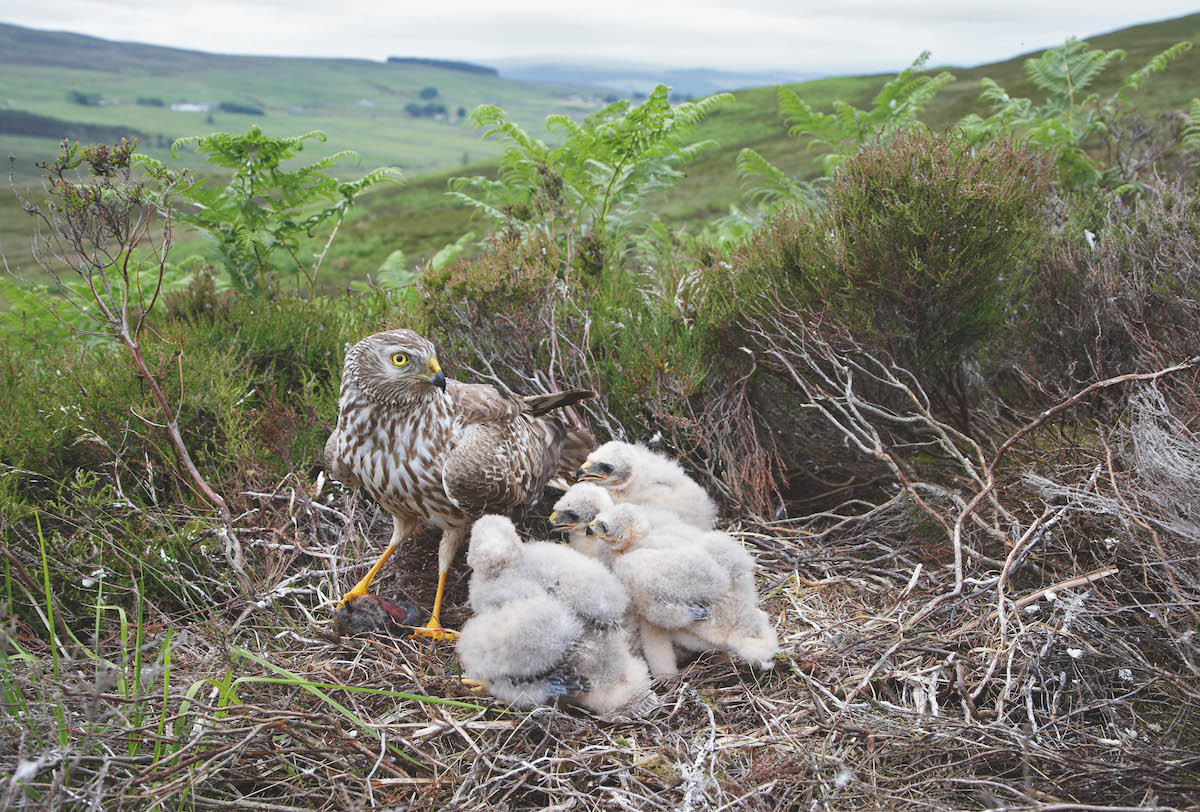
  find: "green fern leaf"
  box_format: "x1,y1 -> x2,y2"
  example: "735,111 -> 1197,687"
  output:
1182,98 -> 1200,153
735,148 -> 816,209
1117,41 -> 1193,100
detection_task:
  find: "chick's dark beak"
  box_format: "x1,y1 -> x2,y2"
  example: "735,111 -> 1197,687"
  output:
585,525 -> 594,536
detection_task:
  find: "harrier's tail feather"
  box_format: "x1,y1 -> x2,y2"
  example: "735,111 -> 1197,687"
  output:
552,426 -> 596,486
524,388 -> 595,416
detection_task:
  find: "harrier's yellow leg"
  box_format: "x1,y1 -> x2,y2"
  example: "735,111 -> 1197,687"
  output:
338,516 -> 415,608
411,527 -> 465,642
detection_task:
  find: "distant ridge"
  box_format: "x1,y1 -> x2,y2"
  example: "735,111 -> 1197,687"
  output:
0,22 -> 500,76
386,57 -> 497,76
491,60 -> 819,97
0,109 -> 158,146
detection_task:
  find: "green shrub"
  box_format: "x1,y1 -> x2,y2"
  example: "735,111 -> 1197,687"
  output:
418,231 -> 560,332
699,205 -> 830,330
722,132 -> 1053,370
709,131 -> 1053,433
824,131 -> 1052,377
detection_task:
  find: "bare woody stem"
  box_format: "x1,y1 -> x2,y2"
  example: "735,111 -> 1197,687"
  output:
120,323 -> 230,528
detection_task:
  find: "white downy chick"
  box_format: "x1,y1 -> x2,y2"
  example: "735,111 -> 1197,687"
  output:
576,441 -> 717,530
590,504 -> 780,676
459,515 -> 652,715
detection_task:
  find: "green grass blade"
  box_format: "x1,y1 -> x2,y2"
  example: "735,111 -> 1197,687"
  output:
153,628 -> 173,763
35,512 -> 69,748
231,647 -> 449,769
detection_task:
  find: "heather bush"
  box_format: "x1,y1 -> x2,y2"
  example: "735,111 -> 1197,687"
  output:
827,132 -> 1052,386
1023,180 -> 1200,409
711,131 -> 1053,431
419,231 -> 560,324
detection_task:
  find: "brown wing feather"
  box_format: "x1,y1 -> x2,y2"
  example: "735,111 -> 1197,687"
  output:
441,380 -> 593,517
555,426 -> 595,480
523,388 -> 595,416
446,379 -> 526,423
441,416 -> 565,516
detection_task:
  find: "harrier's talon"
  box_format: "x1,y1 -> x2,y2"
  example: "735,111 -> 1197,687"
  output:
410,623 -> 459,642
337,584 -> 369,610
461,677 -> 487,694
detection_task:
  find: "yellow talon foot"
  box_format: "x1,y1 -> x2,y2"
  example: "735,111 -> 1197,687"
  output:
461,678 -> 487,694
410,623 -> 459,642
337,584 -> 370,610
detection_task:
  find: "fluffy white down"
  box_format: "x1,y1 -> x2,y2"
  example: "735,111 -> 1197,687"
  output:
457,598 -> 584,709
460,514 -> 654,714
597,503 -> 781,675
520,541 -> 629,627
585,442 -> 717,530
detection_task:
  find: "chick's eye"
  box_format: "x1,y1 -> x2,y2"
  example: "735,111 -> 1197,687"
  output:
390,353 -> 409,367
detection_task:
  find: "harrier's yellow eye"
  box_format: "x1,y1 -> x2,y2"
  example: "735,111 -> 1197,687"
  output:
390,352 -> 409,367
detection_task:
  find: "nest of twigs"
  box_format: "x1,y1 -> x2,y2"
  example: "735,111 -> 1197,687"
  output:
3,345 -> 1200,809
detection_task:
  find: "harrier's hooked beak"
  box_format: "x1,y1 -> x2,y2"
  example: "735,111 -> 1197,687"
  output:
427,357 -> 446,391
585,520 -> 596,537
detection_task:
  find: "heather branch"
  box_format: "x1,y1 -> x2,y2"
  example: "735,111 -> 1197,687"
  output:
6,141 -> 247,588
908,355 -> 1200,627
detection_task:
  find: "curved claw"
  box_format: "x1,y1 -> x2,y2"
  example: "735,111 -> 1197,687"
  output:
461,677 -> 487,694
337,584 -> 369,610
410,622 -> 459,642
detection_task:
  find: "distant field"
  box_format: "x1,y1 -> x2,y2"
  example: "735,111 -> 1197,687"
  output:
0,22 -> 609,281
2,13 -> 1198,290
0,21 -> 606,181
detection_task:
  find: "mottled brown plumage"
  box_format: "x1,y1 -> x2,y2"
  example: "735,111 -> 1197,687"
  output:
325,328 -> 594,638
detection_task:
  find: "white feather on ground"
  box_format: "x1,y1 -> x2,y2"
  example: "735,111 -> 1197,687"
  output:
458,515 -> 652,715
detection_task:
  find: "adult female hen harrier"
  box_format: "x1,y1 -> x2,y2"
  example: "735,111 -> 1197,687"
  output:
324,328 -> 594,639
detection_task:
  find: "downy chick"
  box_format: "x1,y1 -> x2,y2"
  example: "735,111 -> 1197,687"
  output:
576,441 -> 717,530
590,504 -> 780,676
458,515 -> 652,714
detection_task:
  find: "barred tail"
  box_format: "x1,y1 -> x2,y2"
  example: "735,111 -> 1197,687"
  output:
524,388 -> 595,416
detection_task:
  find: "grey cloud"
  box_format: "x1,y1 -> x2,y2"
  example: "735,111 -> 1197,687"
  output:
7,0 -> 1197,73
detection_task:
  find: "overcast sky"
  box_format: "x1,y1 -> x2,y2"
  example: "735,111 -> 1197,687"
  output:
4,1 -> 1198,73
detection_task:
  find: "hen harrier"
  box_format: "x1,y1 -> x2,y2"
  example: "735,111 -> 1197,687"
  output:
324,328 -> 593,639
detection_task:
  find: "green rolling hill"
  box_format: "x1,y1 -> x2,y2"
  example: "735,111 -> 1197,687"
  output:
315,12 -> 1199,286
1,13 -> 1197,289
0,21 -> 608,281
0,21 -> 606,178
